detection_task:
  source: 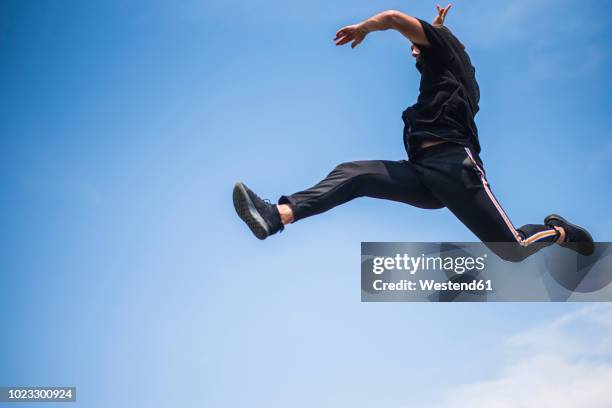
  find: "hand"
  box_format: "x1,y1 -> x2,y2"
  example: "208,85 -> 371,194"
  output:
334,24 -> 368,48
432,3 -> 452,26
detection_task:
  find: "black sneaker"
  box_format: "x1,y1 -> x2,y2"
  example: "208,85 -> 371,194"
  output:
233,182 -> 284,240
544,214 -> 594,256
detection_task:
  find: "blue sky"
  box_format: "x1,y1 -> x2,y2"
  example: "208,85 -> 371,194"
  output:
0,0 -> 611,407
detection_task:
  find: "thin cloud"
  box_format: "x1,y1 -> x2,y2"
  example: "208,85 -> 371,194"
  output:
430,305 -> 612,408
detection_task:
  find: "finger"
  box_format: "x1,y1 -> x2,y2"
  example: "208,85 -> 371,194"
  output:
334,33 -> 350,44
351,38 -> 361,48
437,4 -> 442,12
337,30 -> 355,43
444,4 -> 452,16
335,36 -> 351,46
334,27 -> 349,40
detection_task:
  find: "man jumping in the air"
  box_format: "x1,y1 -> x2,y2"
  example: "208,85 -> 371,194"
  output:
232,4 -> 594,261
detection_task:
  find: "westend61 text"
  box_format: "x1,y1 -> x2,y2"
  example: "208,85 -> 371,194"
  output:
372,279 -> 493,292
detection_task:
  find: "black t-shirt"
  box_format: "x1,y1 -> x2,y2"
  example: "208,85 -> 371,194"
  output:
402,20 -> 481,157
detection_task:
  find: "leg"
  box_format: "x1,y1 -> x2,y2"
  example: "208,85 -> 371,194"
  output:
421,146 -> 561,262
279,160 -> 443,222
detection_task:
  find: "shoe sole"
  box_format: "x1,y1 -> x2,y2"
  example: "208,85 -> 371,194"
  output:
233,182 -> 270,240
545,214 -> 594,256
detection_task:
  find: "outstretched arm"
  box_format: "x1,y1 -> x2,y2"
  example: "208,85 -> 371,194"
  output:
334,10 -> 430,49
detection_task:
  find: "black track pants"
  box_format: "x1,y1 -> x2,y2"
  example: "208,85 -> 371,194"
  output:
279,143 -> 559,262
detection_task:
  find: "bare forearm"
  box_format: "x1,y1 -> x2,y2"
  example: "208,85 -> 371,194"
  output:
358,10 -> 429,45
358,10 -> 397,34
334,9 -> 429,49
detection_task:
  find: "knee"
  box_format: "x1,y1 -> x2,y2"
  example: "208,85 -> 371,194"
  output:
332,161 -> 371,184
332,161 -> 372,197
334,161 -> 367,176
